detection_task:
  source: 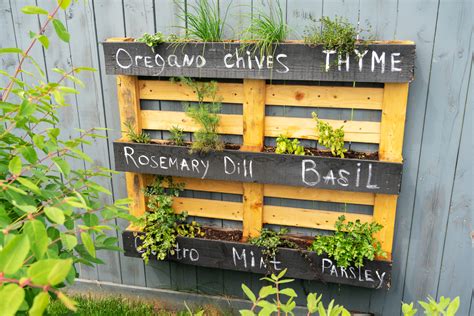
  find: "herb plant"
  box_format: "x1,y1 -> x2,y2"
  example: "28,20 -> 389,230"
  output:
136,32 -> 165,48
0,2 -> 131,314
312,112 -> 347,158
173,77 -> 224,153
402,296 -> 460,316
240,269 -> 350,316
169,125 -> 185,146
176,0 -> 229,42
249,228 -> 298,260
304,16 -> 359,59
123,121 -> 151,144
137,177 -> 204,263
241,1 -> 288,57
275,135 -> 306,155
309,215 -> 385,268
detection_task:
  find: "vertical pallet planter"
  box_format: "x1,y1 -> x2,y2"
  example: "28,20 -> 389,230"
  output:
104,39 -> 415,289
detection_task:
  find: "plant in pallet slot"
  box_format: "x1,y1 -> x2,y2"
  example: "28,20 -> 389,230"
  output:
309,215 -> 386,268
312,112 -> 347,158
172,77 -> 224,153
275,135 -> 306,155
249,228 -> 298,263
137,176 -> 204,263
240,269 -> 350,316
0,1 -> 133,314
123,121 -> 151,144
169,125 -> 185,146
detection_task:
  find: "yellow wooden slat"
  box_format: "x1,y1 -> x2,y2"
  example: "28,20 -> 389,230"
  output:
139,80 -> 244,103
264,185 -> 375,206
266,85 -> 383,110
372,194 -> 397,261
265,116 -> 381,143
141,110 -> 243,135
263,205 -> 373,230
173,197 -> 243,221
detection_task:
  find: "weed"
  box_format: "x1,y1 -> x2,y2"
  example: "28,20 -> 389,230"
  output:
241,1 -> 288,57
169,125 -> 185,146
137,176 -> 204,263
124,121 -> 150,143
172,77 -> 224,153
309,215 -> 385,268
176,0 -> 229,42
275,135 -> 305,155
312,111 -> 347,158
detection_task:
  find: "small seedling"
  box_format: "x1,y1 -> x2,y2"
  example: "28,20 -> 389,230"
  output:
169,125 -> 185,146
241,1 -> 288,57
312,112 -> 347,158
176,0 -> 229,42
275,135 -> 305,155
123,121 -> 150,144
136,32 -> 165,50
309,215 -> 386,268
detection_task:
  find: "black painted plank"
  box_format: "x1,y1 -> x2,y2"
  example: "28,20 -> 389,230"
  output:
113,141 -> 403,194
123,231 -> 392,289
103,41 -> 415,83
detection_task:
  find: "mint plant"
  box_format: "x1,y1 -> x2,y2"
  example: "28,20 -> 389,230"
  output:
249,228 -> 298,260
0,1 -> 131,314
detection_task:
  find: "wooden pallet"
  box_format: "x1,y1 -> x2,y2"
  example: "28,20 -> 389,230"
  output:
116,76 -> 409,261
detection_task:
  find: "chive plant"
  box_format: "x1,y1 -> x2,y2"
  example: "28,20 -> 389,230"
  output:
177,0 -> 229,42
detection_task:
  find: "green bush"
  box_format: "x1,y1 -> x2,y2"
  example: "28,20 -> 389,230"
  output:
0,2 -> 131,314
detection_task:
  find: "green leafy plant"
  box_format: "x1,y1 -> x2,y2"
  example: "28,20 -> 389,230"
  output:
173,77 -> 224,153
240,269 -> 350,316
304,16 -> 359,59
241,1 -> 288,57
0,1 -> 132,314
136,32 -> 165,48
402,296 -> 460,316
169,125 -> 185,146
275,135 -> 306,155
176,0 -> 229,42
137,177 -> 204,263
309,215 -> 385,268
123,121 -> 151,143
249,228 -> 298,260
312,112 -> 347,158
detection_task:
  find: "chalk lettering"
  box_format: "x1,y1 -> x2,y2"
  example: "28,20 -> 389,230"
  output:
337,170 -> 350,186
391,53 -> 401,71
302,160 -> 321,186
182,54 -> 194,67
116,48 -> 133,69
232,247 -> 247,268
354,49 -> 368,71
224,156 -> 236,175
338,53 -> 350,71
366,163 -> 380,189
276,54 -> 289,73
323,50 -> 336,71
124,146 -> 139,168
371,51 -> 386,73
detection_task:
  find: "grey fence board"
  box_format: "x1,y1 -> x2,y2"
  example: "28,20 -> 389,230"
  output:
1,0 -> 473,314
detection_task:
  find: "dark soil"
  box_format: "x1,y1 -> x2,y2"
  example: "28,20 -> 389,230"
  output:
201,227 -> 242,242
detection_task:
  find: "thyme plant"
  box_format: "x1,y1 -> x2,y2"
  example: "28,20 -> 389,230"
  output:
0,1 -> 131,314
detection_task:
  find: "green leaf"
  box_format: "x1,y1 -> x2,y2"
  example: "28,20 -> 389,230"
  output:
239,310 -> 255,316
52,19 -> 70,42
52,157 -> 70,176
19,99 -> 36,116
58,0 -> 72,10
446,297 -> 460,315
20,146 -> 38,164
24,220 -> 48,259
16,177 -> 41,195
81,232 -> 95,257
37,34 -> 49,49
27,258 -> 73,286
44,206 -> 65,224
241,284 -> 256,303
21,5 -> 48,15
0,234 -> 30,274
0,284 -> 25,316
280,288 -> 298,298
8,156 -> 22,176
259,285 -> 277,299
61,233 -> 78,251
74,66 -> 97,73
57,292 -> 77,311
28,292 -> 50,316
0,47 -> 23,54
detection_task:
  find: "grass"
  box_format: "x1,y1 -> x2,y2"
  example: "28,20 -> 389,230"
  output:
241,1 -> 288,56
176,0 -> 229,42
47,294 -> 223,315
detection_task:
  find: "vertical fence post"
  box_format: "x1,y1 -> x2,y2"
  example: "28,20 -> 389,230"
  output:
241,79 -> 266,240
373,83 -> 409,259
117,75 -> 147,223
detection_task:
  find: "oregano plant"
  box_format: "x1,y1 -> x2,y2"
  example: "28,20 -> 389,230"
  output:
0,1 -> 132,314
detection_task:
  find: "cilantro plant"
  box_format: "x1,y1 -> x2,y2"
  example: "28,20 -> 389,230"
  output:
275,135 -> 306,155
402,296 -> 460,316
309,215 -> 385,268
240,269 -> 350,316
312,112 -> 347,158
0,1 -> 131,314
137,177 -> 204,263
